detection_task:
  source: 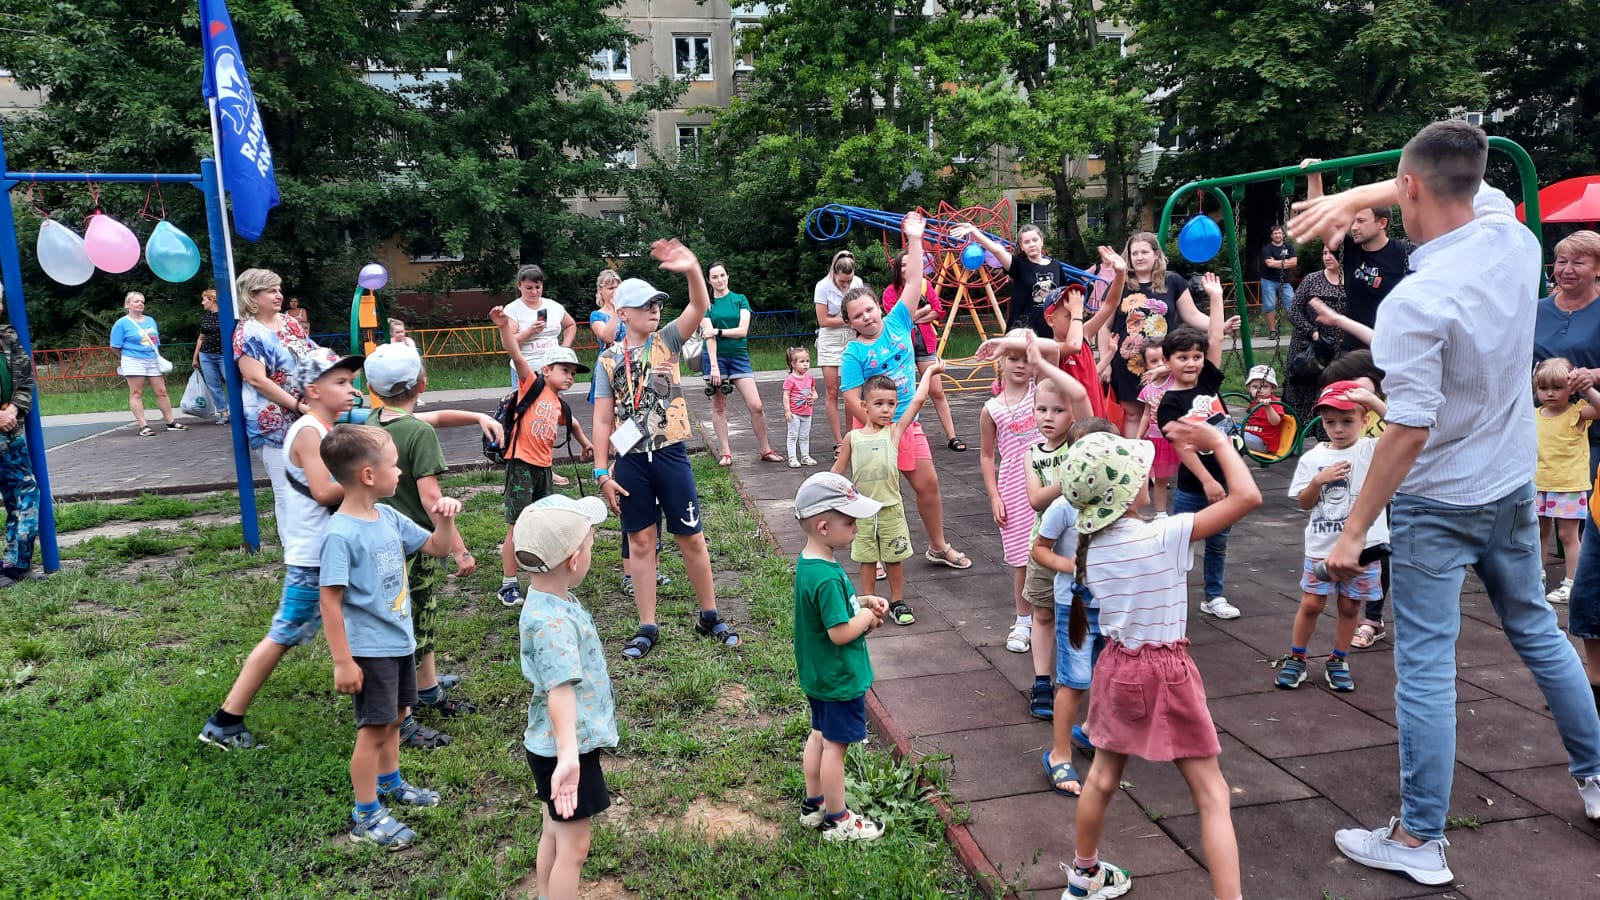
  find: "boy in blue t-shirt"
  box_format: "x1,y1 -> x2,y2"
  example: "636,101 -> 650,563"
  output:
319,424 -> 462,849
1031,418 -> 1117,797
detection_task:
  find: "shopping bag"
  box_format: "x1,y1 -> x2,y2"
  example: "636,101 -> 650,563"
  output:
180,370 -> 211,418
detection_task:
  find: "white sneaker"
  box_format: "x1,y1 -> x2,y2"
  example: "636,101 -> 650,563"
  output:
799,803 -> 826,829
1578,775 -> 1600,821
788,458 -> 802,468
801,456 -> 818,466
1547,578 -> 1573,604
1200,596 -> 1241,619
1059,860 -> 1132,899
1334,817 -> 1453,885
820,808 -> 885,841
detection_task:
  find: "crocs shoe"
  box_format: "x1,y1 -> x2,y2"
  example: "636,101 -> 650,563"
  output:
1275,656 -> 1308,689
820,809 -> 885,842
198,716 -> 259,751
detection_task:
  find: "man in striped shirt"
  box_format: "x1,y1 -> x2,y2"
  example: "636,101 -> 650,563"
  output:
1293,120 -> 1600,887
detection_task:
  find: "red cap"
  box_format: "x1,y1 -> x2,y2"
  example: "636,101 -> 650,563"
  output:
1314,380 -> 1365,412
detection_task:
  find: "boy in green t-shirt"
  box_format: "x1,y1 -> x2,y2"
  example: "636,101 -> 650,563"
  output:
792,472 -> 890,842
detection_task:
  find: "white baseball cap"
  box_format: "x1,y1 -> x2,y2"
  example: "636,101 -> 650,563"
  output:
615,278 -> 669,309
364,344 -> 424,396
513,494 -> 608,572
794,472 -> 883,520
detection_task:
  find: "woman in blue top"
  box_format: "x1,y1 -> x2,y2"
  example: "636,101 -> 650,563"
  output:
109,291 -> 187,436
701,262 -> 780,465
587,269 -> 622,404
840,212 -> 971,569
1533,230 -> 1600,479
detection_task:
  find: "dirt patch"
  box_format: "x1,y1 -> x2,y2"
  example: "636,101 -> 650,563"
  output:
712,682 -> 773,729
57,514 -> 236,549
73,600 -> 139,620
122,551 -> 194,578
626,790 -> 781,845
512,873 -> 637,899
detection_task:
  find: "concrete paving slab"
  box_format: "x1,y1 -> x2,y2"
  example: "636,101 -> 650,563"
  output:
1451,698 -> 1586,773
1455,661 -> 1555,719
1288,744 -> 1543,829
865,630 -> 991,681
975,644 -> 1049,696
1184,638 -> 1286,700
965,790 -> 1198,895
915,722 -> 1077,803
1209,688 -> 1398,759
871,668 -> 1038,737
1413,815 -> 1600,897
1119,733 -> 1318,818
1485,763 -> 1600,838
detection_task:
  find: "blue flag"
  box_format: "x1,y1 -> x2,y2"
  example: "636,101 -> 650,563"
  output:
200,0 -> 280,241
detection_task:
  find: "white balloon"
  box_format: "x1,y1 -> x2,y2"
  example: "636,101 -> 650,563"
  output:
37,220 -> 94,286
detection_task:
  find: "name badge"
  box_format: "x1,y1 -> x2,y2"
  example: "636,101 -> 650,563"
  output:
610,418 -> 643,456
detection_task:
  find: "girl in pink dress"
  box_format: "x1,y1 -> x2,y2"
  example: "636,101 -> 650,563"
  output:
1134,343 -> 1179,516
980,335 -> 1042,653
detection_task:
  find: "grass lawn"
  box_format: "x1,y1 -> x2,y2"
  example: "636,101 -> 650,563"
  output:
0,462 -> 980,899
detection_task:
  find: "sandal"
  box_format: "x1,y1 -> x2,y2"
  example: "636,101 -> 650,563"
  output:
350,808 -> 416,850
695,616 -> 742,647
1071,723 -> 1096,757
888,601 -> 915,626
417,690 -> 476,717
925,545 -> 973,569
381,780 -> 442,808
1351,620 -> 1387,649
718,453 -> 733,467
137,425 -> 156,437
1030,680 -> 1054,719
165,421 -> 189,431
1006,622 -> 1032,653
1043,751 -> 1082,797
875,561 -> 886,582
833,442 -> 842,461
622,628 -> 658,660
398,719 -> 452,750
947,438 -> 968,452
760,450 -> 785,463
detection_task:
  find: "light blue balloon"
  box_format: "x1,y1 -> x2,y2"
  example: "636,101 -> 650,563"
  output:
1178,214 -> 1223,264
146,220 -> 202,282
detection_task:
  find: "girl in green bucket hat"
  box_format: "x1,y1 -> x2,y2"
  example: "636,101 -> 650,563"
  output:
1054,421 -> 1261,900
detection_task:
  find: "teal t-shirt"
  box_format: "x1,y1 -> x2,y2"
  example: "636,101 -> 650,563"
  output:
793,555 -> 872,701
707,291 -> 751,357
520,589 -> 618,757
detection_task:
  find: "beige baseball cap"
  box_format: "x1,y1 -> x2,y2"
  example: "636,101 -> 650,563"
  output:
794,472 -> 883,520
512,494 -> 608,572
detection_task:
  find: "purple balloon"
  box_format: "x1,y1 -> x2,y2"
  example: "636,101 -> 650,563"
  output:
983,250 -> 1000,269
357,263 -> 389,291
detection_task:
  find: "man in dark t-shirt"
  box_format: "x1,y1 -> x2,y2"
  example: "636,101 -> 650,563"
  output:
1339,206 -> 1413,349
1258,226 -> 1296,335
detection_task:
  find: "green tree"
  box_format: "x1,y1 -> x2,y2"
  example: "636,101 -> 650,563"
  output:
1481,1 -> 1600,185
0,1 -> 418,343
392,0 -> 683,308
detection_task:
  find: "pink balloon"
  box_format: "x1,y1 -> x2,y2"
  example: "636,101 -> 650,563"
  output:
84,213 -> 142,274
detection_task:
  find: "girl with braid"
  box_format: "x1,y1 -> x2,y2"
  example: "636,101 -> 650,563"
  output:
1053,422 -> 1260,900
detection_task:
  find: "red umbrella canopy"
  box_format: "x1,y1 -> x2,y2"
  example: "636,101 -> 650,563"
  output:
1518,175 -> 1600,223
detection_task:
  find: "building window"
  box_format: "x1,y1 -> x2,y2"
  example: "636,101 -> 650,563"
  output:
732,22 -> 758,71
1155,114 -> 1183,151
1084,199 -> 1106,231
1099,32 -> 1128,57
1020,201 -> 1051,231
600,210 -> 627,225
606,148 -> 637,169
589,48 -> 631,80
677,125 -> 704,159
674,35 -> 713,81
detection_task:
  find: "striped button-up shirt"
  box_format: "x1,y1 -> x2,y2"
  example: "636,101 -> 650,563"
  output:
1372,183 -> 1541,505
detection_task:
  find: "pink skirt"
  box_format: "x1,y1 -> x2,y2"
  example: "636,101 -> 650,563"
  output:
1084,639 -> 1220,762
1149,435 -> 1179,479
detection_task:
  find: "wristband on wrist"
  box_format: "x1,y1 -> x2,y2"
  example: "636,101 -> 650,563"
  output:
593,468 -> 610,478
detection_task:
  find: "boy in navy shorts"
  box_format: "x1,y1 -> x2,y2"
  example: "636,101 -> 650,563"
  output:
515,494 -> 615,900
792,472 -> 890,841
592,238 -> 739,659
319,424 -> 462,849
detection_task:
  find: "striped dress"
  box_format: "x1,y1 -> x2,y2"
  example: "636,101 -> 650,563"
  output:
985,385 -> 1041,567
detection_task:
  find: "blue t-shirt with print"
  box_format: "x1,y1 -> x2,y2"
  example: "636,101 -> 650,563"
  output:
840,302 -> 917,418
320,505 -> 431,656
1037,497 -> 1085,608
110,315 -> 160,359
520,588 -> 618,757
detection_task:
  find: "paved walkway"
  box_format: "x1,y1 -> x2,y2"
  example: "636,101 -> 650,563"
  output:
698,377 -> 1600,900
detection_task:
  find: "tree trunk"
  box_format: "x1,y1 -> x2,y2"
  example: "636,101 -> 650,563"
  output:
1104,144 -> 1130,246
1049,164 -> 1087,263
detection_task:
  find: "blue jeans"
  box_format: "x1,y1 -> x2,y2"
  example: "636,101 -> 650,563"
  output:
1390,483 -> 1600,841
198,351 -> 229,416
1260,279 -> 1293,313
1173,487 -> 1229,598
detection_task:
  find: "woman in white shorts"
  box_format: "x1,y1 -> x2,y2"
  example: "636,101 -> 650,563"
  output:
814,250 -> 863,459
109,291 -> 187,436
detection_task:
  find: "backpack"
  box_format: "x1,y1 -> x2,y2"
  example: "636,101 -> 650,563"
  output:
483,370 -> 574,466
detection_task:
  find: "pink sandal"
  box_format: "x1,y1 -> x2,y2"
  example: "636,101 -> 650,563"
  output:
1351,620 -> 1386,649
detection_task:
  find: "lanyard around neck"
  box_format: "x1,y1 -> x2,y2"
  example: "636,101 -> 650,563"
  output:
620,333 -> 655,404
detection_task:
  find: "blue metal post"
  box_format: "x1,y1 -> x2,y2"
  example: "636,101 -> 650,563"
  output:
198,158 -> 260,552
0,127 -> 62,572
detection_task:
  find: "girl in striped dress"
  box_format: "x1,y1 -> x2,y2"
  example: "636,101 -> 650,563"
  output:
980,332 -> 1043,653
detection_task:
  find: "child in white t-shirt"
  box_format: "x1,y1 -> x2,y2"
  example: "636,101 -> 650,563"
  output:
1279,380 -> 1389,693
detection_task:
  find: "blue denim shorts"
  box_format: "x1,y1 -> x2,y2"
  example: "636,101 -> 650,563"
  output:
808,693 -> 867,744
267,564 -> 322,647
1055,603 -> 1104,690
701,351 -> 755,380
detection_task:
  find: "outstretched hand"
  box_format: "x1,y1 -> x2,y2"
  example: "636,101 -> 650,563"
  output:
488,305 -> 509,327
903,210 -> 926,241
651,238 -> 700,274
1288,194 -> 1352,247
1098,244 -> 1127,272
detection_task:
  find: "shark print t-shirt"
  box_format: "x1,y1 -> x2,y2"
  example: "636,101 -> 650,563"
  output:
320,506 -> 432,656
593,322 -> 691,454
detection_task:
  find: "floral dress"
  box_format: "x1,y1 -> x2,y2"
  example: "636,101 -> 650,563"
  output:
234,316 -> 319,450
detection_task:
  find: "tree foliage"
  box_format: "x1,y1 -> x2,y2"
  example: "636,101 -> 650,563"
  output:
1481,0 -> 1600,185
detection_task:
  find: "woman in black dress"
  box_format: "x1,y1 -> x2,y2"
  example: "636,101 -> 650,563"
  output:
1283,245 -> 1346,422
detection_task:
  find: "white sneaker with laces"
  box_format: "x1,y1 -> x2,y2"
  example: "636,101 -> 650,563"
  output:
1547,577 -> 1573,604
1578,775 -> 1600,821
820,808 -> 885,841
1334,817 -> 1453,885
1200,596 -> 1240,619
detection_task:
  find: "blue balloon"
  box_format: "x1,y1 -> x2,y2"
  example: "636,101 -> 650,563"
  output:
146,220 -> 202,282
1177,214 -> 1223,264
961,243 -> 985,270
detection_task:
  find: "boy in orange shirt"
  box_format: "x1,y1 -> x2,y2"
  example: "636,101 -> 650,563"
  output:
489,307 -> 595,607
